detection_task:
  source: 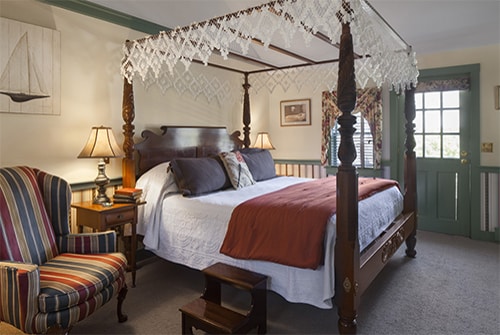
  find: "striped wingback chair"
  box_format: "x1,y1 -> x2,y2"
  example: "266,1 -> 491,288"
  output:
0,166 -> 128,334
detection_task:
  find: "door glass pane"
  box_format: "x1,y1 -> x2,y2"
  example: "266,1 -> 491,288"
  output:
424,92 -> 441,108
443,90 -> 460,108
443,135 -> 460,158
415,134 -> 423,157
415,111 -> 423,133
415,93 -> 423,109
414,89 -> 463,159
425,110 -> 441,133
443,110 -> 460,132
425,135 -> 441,157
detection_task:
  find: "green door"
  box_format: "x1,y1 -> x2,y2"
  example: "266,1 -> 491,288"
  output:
391,64 -> 480,238
412,62 -> 483,237
415,89 -> 470,235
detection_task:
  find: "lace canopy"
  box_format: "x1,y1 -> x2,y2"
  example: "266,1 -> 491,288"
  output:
121,0 -> 418,102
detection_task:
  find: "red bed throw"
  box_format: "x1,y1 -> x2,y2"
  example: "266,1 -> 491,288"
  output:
219,177 -> 399,269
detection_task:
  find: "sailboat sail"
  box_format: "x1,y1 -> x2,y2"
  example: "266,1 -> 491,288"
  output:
0,32 -> 50,103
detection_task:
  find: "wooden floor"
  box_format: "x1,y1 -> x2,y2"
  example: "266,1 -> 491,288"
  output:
0,322 -> 23,334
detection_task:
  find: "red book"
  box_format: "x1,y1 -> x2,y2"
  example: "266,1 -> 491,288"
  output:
115,188 -> 142,197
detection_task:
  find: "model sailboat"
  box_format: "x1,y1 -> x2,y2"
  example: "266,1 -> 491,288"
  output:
0,32 -> 50,103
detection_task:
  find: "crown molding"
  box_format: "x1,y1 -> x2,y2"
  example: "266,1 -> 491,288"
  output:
37,0 -> 171,34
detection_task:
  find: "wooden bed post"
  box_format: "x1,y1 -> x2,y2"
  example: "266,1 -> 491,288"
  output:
122,77 -> 136,188
403,86 -> 417,257
334,19 -> 359,334
242,73 -> 251,148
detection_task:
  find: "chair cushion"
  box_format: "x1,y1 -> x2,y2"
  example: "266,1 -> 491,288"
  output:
0,166 -> 59,265
38,253 -> 127,313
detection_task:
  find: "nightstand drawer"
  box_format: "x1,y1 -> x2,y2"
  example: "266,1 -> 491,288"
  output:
104,210 -> 135,225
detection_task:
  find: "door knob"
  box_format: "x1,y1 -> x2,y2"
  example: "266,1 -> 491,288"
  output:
461,151 -> 468,157
461,159 -> 468,164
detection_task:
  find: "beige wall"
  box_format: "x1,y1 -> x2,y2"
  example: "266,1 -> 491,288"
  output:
0,0 -> 243,183
1,0 -> 498,186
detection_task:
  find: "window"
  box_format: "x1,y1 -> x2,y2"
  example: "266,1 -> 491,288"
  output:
414,90 -> 461,159
330,113 -> 374,168
321,88 -> 382,168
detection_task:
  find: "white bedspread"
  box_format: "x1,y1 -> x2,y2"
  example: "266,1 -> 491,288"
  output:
136,163 -> 403,309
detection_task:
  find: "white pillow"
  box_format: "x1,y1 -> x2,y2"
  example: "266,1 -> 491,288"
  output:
135,162 -> 178,236
136,162 -> 178,196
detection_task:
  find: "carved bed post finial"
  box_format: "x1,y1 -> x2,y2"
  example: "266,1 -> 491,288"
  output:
242,73 -> 251,148
334,18 -> 360,335
403,85 -> 417,257
122,77 -> 136,188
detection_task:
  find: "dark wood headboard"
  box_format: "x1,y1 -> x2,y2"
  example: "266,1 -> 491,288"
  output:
134,126 -> 243,176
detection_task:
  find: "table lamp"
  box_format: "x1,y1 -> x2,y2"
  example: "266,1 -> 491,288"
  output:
78,126 -> 124,204
252,132 -> 275,150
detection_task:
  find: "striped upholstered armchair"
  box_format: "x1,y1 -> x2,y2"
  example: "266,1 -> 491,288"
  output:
0,166 -> 128,334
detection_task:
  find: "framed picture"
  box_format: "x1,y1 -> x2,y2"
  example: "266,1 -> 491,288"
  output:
280,99 -> 311,126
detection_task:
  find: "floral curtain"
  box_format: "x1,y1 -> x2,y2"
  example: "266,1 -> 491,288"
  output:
321,87 -> 383,167
416,77 -> 470,92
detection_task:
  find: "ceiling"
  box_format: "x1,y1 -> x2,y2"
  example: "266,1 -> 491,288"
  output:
86,0 -> 500,56
82,0 -> 499,74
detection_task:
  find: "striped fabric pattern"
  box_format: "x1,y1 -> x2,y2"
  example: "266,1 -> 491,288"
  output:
35,169 -> 71,238
38,253 -> 127,313
0,167 -> 59,265
1,167 -> 129,333
58,232 -> 117,254
32,275 -> 126,334
0,261 -> 40,333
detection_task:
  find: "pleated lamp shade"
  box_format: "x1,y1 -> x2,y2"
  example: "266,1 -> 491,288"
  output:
252,132 -> 276,150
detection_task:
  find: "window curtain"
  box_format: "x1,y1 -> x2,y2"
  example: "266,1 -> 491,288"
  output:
321,87 -> 383,167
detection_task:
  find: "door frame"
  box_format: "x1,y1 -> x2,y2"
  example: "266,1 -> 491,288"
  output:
389,63 -> 484,239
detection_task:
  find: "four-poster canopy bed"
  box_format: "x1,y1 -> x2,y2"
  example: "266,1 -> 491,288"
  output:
119,0 -> 419,333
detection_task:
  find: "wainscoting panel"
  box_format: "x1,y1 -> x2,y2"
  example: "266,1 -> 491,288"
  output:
274,160 -> 327,179
480,171 -> 499,234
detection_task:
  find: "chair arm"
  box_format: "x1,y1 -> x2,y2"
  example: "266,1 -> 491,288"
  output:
58,231 -> 117,254
0,262 -> 40,333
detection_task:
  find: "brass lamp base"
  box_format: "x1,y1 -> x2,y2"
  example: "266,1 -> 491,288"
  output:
93,158 -> 111,205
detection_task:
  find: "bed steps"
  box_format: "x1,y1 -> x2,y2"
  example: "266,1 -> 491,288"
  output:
180,262 -> 268,334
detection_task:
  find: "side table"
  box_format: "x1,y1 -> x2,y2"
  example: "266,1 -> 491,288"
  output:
71,201 -> 143,287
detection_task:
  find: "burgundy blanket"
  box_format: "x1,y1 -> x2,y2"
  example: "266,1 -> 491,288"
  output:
219,177 -> 399,269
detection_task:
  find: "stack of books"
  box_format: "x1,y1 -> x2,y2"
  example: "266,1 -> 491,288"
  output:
113,187 -> 143,203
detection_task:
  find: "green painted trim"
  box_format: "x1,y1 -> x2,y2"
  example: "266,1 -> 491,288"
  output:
479,166 -> 500,173
36,0 -> 170,34
71,177 -> 122,191
325,166 -> 383,177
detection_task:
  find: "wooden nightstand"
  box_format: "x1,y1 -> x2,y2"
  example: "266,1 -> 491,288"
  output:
71,201 -> 143,287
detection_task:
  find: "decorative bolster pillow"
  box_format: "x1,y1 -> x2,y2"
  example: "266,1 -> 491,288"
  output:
239,148 -> 277,181
169,157 -> 231,196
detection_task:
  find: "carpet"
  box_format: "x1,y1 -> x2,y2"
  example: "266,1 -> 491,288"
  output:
1,230 -> 498,334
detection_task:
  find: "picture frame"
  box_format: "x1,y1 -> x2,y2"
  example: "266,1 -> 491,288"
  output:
280,99 -> 311,126
495,85 -> 500,110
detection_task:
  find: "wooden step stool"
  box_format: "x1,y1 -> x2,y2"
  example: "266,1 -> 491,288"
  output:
180,262 -> 268,334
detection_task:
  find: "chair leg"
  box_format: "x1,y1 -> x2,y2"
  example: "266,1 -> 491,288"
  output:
45,323 -> 71,334
117,284 -> 128,323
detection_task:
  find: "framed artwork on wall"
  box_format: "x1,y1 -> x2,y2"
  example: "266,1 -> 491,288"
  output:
280,99 -> 311,126
0,17 -> 61,115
